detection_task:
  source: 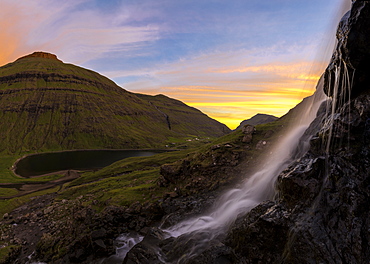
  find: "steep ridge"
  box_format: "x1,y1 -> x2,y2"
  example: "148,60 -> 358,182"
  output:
225,2 -> 370,263
120,2 -> 370,263
235,113 -> 278,130
0,52 -> 230,153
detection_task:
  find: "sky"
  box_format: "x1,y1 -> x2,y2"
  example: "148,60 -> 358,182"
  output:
0,0 -> 351,129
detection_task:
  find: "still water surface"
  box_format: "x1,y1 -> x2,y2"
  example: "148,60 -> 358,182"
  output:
15,149 -> 164,177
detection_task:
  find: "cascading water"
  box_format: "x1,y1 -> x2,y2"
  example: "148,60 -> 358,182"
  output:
105,79 -> 328,264
183,107 -> 325,235
161,81 -> 327,263
113,1 -> 353,263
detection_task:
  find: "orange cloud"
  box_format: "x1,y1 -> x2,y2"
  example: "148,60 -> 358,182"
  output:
0,0 -> 159,66
124,58 -> 324,129
136,83 -> 318,129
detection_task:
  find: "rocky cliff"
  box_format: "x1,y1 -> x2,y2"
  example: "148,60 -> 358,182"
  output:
2,2 -> 369,263
123,1 -> 370,263
0,52 -> 230,153
226,1 -> 370,263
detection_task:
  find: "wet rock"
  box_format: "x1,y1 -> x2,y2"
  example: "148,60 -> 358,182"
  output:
226,201 -> 290,263
226,90 -> 370,263
94,239 -> 107,249
324,1 -> 370,99
225,4 -> 370,261
255,140 -> 268,150
91,228 -> 107,240
185,243 -> 234,264
277,156 -> 326,208
123,228 -> 168,264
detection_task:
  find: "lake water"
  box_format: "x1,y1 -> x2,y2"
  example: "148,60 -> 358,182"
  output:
15,149 -> 164,177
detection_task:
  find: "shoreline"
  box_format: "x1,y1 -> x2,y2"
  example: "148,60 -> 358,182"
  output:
11,148 -> 176,178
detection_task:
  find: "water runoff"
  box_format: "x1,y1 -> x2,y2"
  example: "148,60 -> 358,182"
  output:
105,1 -> 352,263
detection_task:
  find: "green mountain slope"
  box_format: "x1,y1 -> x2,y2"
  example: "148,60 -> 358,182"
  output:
0,52 -> 230,153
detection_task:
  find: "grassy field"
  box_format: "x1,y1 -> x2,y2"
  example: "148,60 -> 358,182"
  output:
0,112 -> 287,218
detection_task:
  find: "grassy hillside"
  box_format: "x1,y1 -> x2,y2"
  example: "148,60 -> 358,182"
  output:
0,52 -> 230,154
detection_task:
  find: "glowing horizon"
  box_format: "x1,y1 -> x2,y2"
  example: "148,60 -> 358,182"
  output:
0,0 -> 351,130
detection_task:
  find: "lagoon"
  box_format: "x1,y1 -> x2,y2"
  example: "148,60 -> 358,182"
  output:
14,149 -> 164,177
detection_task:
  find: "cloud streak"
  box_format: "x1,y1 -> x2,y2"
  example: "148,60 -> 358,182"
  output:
0,0 -> 160,65
110,46 -> 325,128
0,0 -> 350,129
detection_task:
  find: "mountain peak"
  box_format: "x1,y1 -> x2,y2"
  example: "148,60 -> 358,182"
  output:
235,113 -> 278,130
16,51 -> 62,62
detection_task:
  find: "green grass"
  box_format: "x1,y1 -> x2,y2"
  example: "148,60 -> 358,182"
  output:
0,56 -> 230,154
67,149 -> 192,187
0,186 -> 59,216
0,155 -> 19,183
0,245 -> 21,264
0,106 -> 288,215
0,148 -> 191,214
0,154 -> 65,184
0,188 -> 18,197
59,169 -> 163,208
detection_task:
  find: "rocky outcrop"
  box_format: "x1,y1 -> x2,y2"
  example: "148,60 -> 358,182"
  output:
16,51 -> 62,62
158,125 -> 258,194
227,93 -> 370,263
0,193 -> 166,264
324,1 -> 370,99
226,2 -> 370,263
125,2 -> 370,263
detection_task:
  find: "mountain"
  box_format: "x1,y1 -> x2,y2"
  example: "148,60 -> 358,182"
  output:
120,3 -> 370,263
3,3 -> 370,261
0,52 -> 230,153
226,3 -> 370,263
235,113 -> 278,130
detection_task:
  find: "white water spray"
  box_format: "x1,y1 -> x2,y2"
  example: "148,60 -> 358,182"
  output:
108,2 -> 352,263
163,80 -> 327,257
162,2 -> 352,249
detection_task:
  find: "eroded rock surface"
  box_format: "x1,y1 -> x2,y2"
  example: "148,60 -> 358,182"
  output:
226,2 -> 370,263
126,2 -> 370,263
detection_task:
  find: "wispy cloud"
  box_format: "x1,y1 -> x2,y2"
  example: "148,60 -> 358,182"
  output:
0,0 -> 160,65
0,0 -> 349,129
106,45 -> 325,128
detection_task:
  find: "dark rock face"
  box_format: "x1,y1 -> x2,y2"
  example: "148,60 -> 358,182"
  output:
226,2 -> 370,263
6,2 -> 370,263
324,1 -> 370,99
227,93 -> 370,263
118,3 -> 370,264
0,193 -> 167,264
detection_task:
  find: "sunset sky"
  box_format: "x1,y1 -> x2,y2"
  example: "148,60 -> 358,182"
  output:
1,0 -> 351,129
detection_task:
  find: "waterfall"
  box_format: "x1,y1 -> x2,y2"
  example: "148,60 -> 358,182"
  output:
159,2 -> 352,262
113,1 -> 353,263
162,80 -> 327,263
